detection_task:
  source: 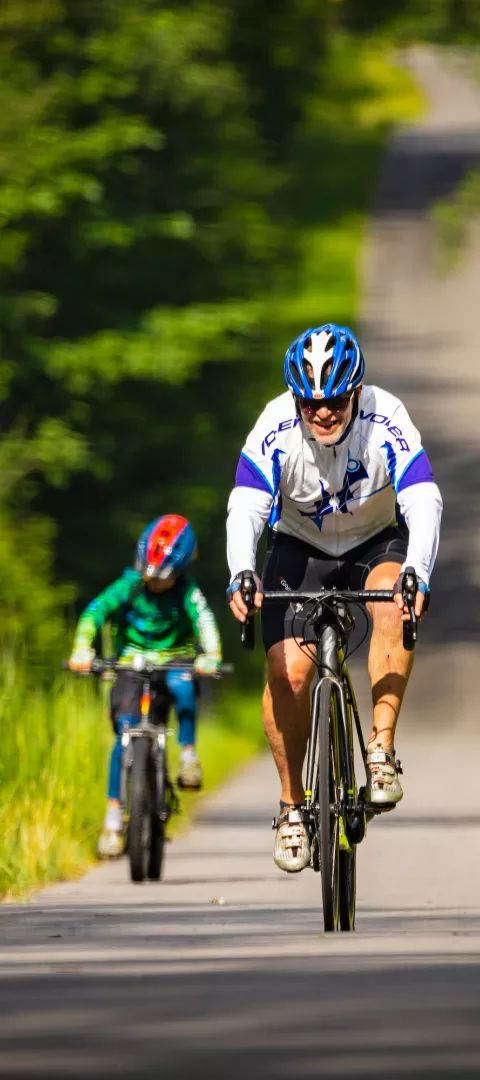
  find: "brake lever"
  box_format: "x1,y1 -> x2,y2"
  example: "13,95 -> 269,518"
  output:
240,573 -> 256,651
402,566 -> 417,652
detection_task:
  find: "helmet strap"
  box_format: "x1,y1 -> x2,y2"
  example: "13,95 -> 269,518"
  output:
332,392 -> 359,446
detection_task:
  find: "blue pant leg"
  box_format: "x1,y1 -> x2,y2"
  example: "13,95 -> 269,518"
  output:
165,669 -> 197,747
107,714 -> 140,800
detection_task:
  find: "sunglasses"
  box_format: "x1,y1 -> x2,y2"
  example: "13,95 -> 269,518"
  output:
299,391 -> 354,414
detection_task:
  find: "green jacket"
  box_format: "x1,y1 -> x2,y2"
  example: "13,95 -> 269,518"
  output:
72,568 -> 221,661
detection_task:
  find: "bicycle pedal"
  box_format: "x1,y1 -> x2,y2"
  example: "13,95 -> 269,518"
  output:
167,789 -> 181,815
368,802 -> 397,816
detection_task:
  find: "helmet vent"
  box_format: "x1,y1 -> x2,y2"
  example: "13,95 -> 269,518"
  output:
335,358 -> 351,387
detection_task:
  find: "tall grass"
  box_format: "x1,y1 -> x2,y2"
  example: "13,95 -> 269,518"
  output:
0,655 -> 264,899
0,658 -> 109,898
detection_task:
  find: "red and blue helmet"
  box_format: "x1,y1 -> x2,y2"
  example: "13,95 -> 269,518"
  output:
284,323 -> 365,400
135,515 -> 197,580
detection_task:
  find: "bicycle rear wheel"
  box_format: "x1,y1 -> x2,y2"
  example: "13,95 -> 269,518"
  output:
128,737 -> 155,883
315,681 -> 341,932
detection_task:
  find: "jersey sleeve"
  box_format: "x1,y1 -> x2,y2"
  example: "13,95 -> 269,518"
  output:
183,580 -> 222,659
378,399 -> 442,583
378,399 -> 435,495
233,403 -> 282,496
71,570 -> 140,652
397,481 -> 443,584
227,401 -> 291,579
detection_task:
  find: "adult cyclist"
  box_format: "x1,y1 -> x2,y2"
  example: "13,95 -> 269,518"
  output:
226,324 -> 442,873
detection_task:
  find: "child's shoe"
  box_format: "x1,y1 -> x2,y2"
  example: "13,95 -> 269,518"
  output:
97,805 -> 125,859
177,748 -> 203,790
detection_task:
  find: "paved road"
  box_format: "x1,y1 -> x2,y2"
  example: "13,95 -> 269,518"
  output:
1,48 -> 480,1080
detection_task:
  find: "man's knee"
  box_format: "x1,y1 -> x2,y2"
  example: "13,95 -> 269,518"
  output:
267,649 -> 312,700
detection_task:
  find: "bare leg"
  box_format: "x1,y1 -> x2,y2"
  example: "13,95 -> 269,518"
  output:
262,639 -> 316,804
365,561 -> 414,750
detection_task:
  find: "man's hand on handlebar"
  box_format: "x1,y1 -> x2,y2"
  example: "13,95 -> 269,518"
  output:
226,570 -> 264,623
393,568 -> 429,622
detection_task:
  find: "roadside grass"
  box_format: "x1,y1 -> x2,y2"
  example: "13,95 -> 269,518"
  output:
0,41 -> 423,901
0,664 -> 108,899
0,660 -> 263,899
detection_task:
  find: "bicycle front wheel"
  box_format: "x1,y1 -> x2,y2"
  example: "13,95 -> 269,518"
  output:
338,688 -> 357,931
128,737 -> 154,883
315,680 -> 341,932
339,847 -> 356,931
147,739 -> 166,881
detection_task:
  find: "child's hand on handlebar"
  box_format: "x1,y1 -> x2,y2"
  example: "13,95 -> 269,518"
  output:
68,649 -> 95,673
193,654 -> 222,676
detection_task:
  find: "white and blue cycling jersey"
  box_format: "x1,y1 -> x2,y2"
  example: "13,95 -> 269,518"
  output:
227,386 -> 442,585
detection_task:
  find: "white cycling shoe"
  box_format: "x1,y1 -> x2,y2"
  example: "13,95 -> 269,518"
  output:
365,744 -> 403,807
273,806 -> 310,873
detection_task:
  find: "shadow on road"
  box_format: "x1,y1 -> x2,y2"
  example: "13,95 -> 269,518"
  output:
0,943 -> 479,1079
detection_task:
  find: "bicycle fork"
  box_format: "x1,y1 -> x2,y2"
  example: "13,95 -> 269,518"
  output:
119,680 -> 173,824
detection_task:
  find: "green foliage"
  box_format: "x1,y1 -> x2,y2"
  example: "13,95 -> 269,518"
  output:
432,169 -> 480,270
0,2 -> 426,893
339,0 -> 480,43
0,2 -> 424,656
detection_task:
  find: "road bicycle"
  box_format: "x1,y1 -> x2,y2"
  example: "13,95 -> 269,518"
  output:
66,658 -> 232,884
240,569 -> 418,932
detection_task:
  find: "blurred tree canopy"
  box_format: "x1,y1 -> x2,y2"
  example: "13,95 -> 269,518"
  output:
0,0 -> 330,661
0,0 -> 468,667
340,0 -> 480,42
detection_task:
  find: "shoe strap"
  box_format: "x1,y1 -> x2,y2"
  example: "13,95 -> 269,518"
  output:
367,748 -> 393,765
272,806 -> 306,830
367,746 -> 403,775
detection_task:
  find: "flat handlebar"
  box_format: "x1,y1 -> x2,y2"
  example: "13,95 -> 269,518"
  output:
62,659 -> 234,677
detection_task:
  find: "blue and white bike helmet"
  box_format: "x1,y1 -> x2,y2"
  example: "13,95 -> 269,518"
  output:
284,323 -> 365,400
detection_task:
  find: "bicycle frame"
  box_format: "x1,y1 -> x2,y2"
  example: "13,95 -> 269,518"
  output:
303,619 -> 367,851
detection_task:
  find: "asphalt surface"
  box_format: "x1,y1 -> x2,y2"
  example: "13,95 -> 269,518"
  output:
1,47 -> 480,1080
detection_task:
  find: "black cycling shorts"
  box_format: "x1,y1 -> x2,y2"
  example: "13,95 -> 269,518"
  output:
260,525 -> 408,653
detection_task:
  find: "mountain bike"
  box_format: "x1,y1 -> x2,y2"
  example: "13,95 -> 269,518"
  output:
240,569 -> 418,931
67,658 -> 232,884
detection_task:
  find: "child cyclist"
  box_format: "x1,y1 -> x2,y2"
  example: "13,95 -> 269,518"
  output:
68,515 -> 222,858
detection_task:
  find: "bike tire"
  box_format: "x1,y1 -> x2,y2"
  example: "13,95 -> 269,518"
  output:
339,847 -> 356,931
338,687 -> 357,932
316,681 -> 340,932
147,742 -> 166,881
128,737 -> 152,883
